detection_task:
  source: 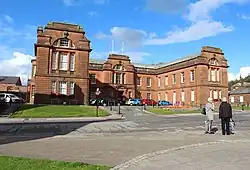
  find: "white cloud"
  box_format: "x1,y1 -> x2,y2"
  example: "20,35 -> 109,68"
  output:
145,20 -> 233,45
88,11 -> 99,16
0,51 -> 35,85
238,14 -> 250,19
145,0 -> 187,14
228,66 -> 250,81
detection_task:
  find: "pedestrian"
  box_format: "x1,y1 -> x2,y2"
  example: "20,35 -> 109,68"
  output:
205,97 -> 214,134
219,97 -> 233,135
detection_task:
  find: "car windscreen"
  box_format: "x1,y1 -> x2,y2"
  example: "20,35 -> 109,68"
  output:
0,94 -> 4,97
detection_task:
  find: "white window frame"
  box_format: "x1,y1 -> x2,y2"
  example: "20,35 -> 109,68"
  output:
208,68 -> 211,81
211,69 -> 216,82
165,92 -> 168,101
172,74 -> 176,84
51,81 -> 56,93
210,90 -> 213,98
191,90 -> 195,102
240,96 -> 244,103
146,78 -> 151,87
32,65 -> 36,77
217,69 -> 220,81
190,70 -> 195,82
219,90 -> 222,99
52,52 -> 57,70
181,72 -> 184,84
231,96 -> 234,103
165,76 -> 168,86
181,91 -> 185,102
70,53 -> 75,71
70,82 -> 75,95
158,77 -> 161,87
59,81 -> 67,95
59,53 -> 68,71
116,73 -> 122,84
213,90 -> 218,99
60,38 -> 69,47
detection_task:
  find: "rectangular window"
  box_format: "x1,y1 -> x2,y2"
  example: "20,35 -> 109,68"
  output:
70,53 -> 75,71
59,82 -> 67,95
165,76 -> 168,86
158,93 -> 161,101
165,92 -> 168,101
211,69 -> 216,81
217,69 -> 220,81
219,90 -> 222,99
208,69 -> 211,81
173,91 -> 176,104
51,81 -> 56,93
52,52 -> 57,70
213,90 -> 218,99
137,77 -> 141,86
181,72 -> 185,84
158,77 -> 161,87
32,65 -> 36,77
70,82 -> 75,95
90,74 -> 96,84
116,73 -> 122,84
146,77 -> 151,87
191,90 -> 195,102
231,96 -> 234,103
122,73 -> 125,84
240,96 -> 244,103
59,53 -> 68,71
146,93 -> 151,99
181,91 -> 185,102
190,70 -> 195,82
172,74 -> 176,84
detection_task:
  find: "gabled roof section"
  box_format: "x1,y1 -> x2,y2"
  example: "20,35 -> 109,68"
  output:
229,88 -> 250,95
0,76 -> 21,85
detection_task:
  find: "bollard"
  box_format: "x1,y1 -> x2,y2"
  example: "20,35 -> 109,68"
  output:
118,103 -> 121,114
242,104 -> 244,111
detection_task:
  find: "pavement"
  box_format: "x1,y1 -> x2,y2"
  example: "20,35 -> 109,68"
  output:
0,106 -> 250,169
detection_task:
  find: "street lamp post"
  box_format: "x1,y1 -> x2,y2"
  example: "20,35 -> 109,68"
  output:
95,88 -> 101,117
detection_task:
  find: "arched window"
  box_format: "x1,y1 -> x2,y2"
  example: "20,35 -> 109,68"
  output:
112,64 -> 125,84
53,38 -> 75,48
209,58 -> 219,66
113,64 -> 124,71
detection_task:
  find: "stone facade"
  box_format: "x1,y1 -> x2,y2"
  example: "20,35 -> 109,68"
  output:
28,22 -> 229,106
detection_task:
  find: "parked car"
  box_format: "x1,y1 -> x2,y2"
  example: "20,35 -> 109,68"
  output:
158,100 -> 173,106
126,98 -> 141,106
141,99 -> 157,106
0,93 -> 24,103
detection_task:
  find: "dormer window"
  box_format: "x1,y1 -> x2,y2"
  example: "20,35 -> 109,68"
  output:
60,38 -> 69,47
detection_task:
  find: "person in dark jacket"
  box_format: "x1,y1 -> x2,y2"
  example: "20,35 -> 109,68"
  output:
219,97 -> 233,135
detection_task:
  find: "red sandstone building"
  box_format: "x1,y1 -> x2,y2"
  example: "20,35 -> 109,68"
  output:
28,22 -> 229,106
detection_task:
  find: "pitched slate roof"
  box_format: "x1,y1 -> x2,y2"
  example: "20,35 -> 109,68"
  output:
0,76 -> 20,85
89,54 -> 199,69
229,88 -> 250,95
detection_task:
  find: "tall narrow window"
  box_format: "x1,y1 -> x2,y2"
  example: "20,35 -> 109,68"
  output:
59,53 -> 68,71
165,92 -> 168,101
116,73 -> 122,84
146,77 -> 151,87
211,69 -> 216,81
191,90 -> 195,102
122,73 -> 125,84
213,90 -> 218,99
158,77 -> 161,87
181,90 -> 185,102
231,96 -> 234,103
208,68 -> 211,81
190,70 -> 195,82
173,91 -> 176,104
172,74 -> 176,84
217,69 -> 220,81
90,74 -> 96,84
51,81 -> 56,93
210,90 -> 213,98
70,53 -> 75,71
147,93 -> 151,99
137,77 -> 141,86
219,90 -> 222,99
70,82 -> 75,95
165,76 -> 168,86
59,82 -> 67,95
32,65 -> 36,77
52,52 -> 57,70
180,72 -> 184,83
158,93 -> 161,101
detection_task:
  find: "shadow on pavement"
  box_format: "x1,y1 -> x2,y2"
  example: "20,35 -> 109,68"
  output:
0,119 -> 113,145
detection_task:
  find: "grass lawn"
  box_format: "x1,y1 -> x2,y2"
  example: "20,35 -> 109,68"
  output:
232,106 -> 250,110
0,156 -> 111,170
11,105 -> 110,118
147,107 -> 202,115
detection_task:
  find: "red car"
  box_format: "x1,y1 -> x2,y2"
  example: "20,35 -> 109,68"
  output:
141,99 -> 157,105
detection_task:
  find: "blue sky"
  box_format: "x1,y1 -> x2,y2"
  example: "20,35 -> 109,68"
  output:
0,0 -> 250,84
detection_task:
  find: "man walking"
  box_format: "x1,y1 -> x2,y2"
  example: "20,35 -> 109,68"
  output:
219,97 -> 233,135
